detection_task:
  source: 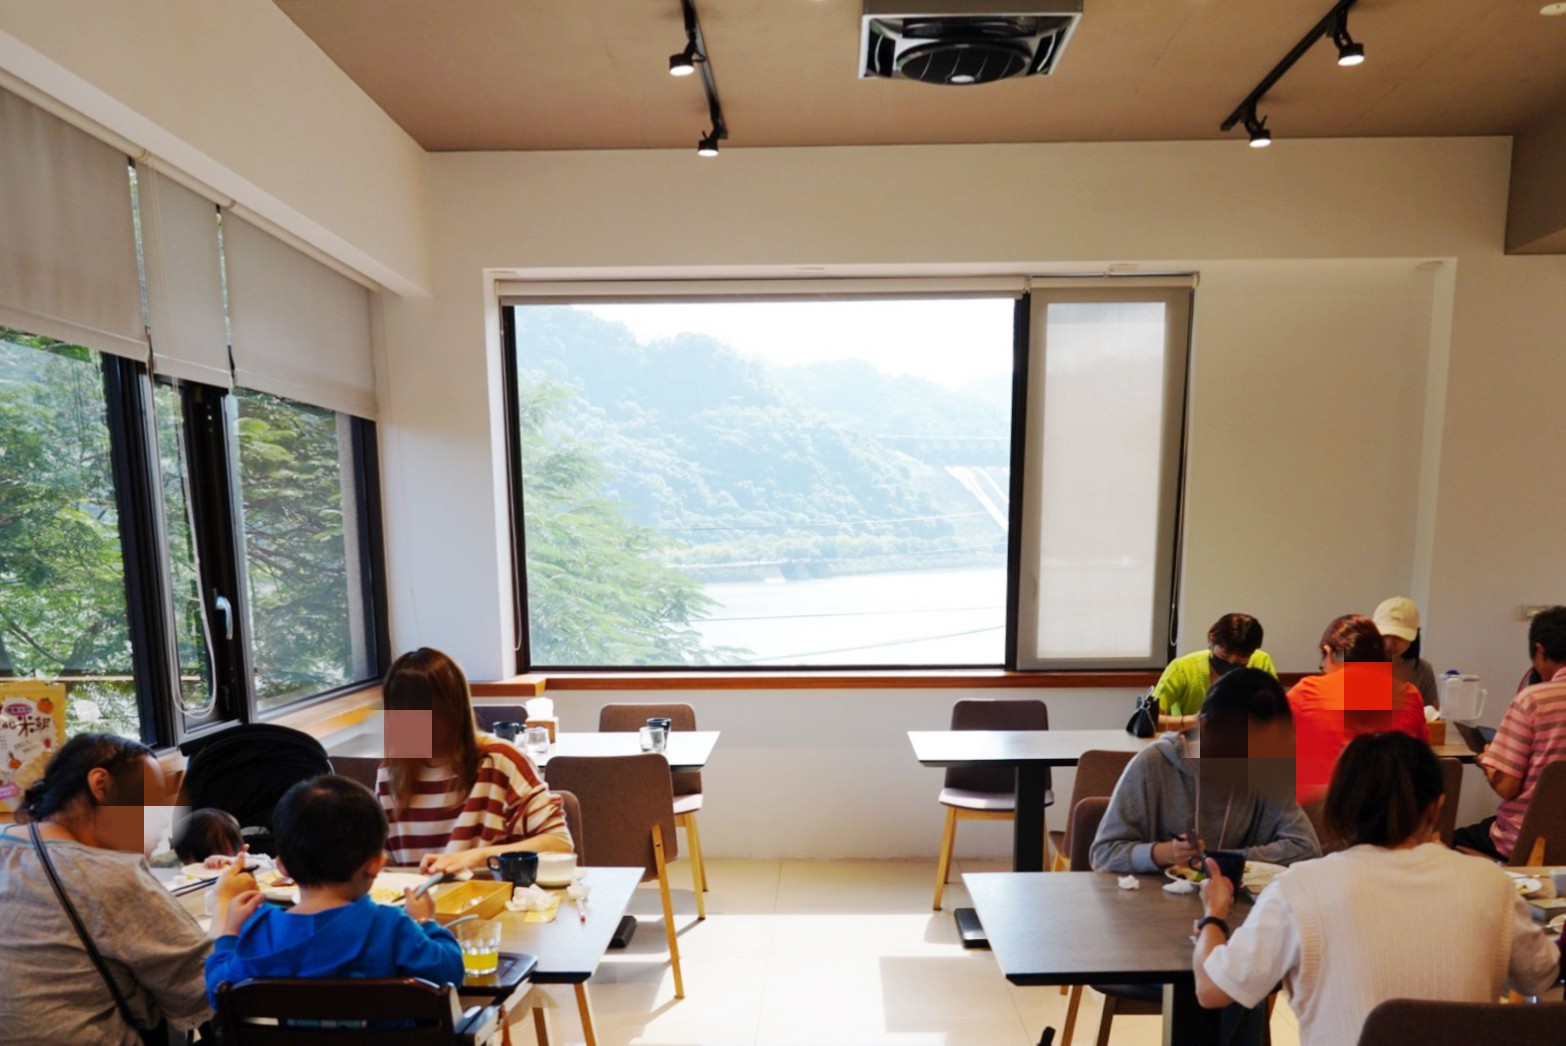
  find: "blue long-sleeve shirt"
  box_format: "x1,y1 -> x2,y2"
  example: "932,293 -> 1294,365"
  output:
205,894 -> 464,1006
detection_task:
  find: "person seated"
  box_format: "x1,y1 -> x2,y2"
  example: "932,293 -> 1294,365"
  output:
1373,596 -> 1440,708
1154,613 -> 1277,732
172,807 -> 244,868
1193,732 -> 1561,1046
377,647 -> 572,874
1091,668 -> 1319,874
1454,605 -> 1566,860
1288,614 -> 1428,806
205,774 -> 463,1003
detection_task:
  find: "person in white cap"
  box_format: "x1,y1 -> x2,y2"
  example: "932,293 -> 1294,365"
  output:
1372,596 -> 1438,707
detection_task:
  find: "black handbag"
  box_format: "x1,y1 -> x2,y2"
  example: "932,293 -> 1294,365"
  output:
29,823 -> 186,1046
1125,691 -> 1159,738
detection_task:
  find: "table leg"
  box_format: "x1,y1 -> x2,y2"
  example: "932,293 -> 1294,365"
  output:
1013,765 -> 1047,872
575,982 -> 599,1046
530,1002 -> 552,1046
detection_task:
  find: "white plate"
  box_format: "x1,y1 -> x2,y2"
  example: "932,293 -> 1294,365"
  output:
1505,872 -> 1544,897
1242,861 -> 1287,893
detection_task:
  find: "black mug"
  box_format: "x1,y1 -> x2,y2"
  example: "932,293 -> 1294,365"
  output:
492,721 -> 524,742
646,716 -> 673,735
488,850 -> 539,887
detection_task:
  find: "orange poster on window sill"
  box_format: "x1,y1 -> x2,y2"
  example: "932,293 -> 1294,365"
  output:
0,681 -> 68,814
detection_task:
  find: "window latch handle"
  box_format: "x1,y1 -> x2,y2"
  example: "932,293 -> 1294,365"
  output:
213,593 -> 234,641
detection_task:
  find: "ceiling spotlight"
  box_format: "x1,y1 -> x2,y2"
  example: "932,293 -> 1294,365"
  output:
1244,110 -> 1272,148
668,43 -> 698,77
1332,10 -> 1365,66
696,132 -> 720,157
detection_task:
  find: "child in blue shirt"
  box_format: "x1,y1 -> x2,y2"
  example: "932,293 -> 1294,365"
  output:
206,774 -> 463,1004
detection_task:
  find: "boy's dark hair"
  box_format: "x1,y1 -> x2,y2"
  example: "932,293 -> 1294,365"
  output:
1324,732 -> 1443,847
272,774 -> 388,886
1529,607 -> 1566,664
173,807 -> 243,864
1207,613 -> 1264,657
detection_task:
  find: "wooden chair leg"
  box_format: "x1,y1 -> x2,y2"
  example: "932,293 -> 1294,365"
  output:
1266,991 -> 1278,1018
1061,985 -> 1084,1046
531,1000 -> 552,1046
1094,994 -> 1117,1046
933,806 -> 958,910
652,823 -> 686,999
1525,836 -> 1547,866
680,811 -> 707,918
574,982 -> 599,1046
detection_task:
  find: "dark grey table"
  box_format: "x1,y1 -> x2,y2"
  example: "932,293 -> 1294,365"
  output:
965,871 -> 1257,1046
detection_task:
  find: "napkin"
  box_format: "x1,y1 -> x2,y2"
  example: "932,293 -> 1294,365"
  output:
1163,879 -> 1198,895
505,883 -> 563,923
1117,875 -> 1140,890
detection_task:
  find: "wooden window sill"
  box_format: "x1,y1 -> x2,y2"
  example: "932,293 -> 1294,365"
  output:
474,669 -> 1311,693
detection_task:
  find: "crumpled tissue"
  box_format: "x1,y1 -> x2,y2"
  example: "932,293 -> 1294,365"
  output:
1116,875 -> 1140,890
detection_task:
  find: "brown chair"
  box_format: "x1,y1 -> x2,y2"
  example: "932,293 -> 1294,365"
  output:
473,704 -> 526,732
932,698 -> 1054,910
329,755 -> 383,795
1511,759 -> 1566,866
598,702 -> 707,907
1050,750 -> 1135,871
1302,801 -> 1347,855
555,788 -> 584,854
214,976 -> 511,1045
544,754 -> 688,998
1059,796 -> 1160,1046
1355,998 -> 1566,1045
1435,756 -> 1463,847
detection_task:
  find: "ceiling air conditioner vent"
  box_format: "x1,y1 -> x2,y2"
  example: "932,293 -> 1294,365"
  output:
860,1 -> 1083,85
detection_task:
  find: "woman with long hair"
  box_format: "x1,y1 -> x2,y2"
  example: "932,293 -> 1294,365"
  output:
1193,732 -> 1559,1045
1288,614 -> 1428,804
0,733 -> 214,1043
377,647 -> 571,873
1372,596 -> 1439,707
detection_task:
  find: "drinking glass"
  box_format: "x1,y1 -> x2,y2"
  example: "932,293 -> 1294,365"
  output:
638,725 -> 667,753
524,725 -> 550,756
456,918 -> 502,976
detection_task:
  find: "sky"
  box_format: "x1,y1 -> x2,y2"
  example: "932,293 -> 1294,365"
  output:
579,298 -> 1015,391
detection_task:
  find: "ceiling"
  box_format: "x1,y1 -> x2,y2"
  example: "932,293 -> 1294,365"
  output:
275,0 -> 1566,152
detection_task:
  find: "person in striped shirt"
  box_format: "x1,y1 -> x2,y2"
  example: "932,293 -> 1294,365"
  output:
376,648 -> 572,873
1454,606 -> 1566,860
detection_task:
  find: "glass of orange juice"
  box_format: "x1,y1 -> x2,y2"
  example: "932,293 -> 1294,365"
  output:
456,918 -> 501,976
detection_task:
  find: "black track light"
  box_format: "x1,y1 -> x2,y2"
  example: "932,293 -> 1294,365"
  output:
696,132 -> 720,157
1244,109 -> 1272,149
1332,9 -> 1365,66
669,42 -> 698,77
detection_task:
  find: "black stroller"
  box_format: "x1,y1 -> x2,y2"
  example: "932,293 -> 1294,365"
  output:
179,723 -> 333,856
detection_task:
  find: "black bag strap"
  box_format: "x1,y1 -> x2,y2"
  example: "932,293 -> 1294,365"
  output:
28,822 -> 145,1032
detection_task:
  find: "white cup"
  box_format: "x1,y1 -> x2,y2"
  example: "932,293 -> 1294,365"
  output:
638,725 -> 667,753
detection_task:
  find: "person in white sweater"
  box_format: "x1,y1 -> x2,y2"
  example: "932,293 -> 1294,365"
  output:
1191,731 -> 1561,1046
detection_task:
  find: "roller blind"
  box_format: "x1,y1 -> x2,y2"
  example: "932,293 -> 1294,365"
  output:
0,86 -> 145,359
139,165 -> 230,386
224,214 -> 376,419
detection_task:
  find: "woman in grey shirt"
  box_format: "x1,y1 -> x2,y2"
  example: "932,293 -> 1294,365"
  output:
0,733 -> 212,1044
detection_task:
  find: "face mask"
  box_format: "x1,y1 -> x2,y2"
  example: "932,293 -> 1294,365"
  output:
1210,653 -> 1246,677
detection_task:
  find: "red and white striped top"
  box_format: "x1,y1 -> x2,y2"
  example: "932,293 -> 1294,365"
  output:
377,737 -> 571,865
1479,666 -> 1566,859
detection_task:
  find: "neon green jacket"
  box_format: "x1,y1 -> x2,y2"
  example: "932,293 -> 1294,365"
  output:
1154,648 -> 1277,717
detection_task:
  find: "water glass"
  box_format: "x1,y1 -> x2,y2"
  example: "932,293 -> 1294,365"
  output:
456,918 -> 502,976
638,724 -> 667,753
524,724 -> 550,755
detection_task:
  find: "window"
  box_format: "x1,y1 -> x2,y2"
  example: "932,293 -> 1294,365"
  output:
153,381 -> 214,715
504,280 -> 1192,673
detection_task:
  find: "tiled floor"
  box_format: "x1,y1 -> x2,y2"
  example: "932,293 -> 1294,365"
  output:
516,857 -> 1302,1046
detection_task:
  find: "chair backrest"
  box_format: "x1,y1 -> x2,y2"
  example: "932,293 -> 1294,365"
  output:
181,724 -> 333,855
1060,750 -> 1135,861
542,755 -> 677,881
554,788 -> 584,854
329,755 -> 383,796
1300,801 -> 1347,856
1435,757 -> 1462,848
473,704 -> 526,732
944,699 -> 1050,795
1069,796 -> 1112,871
598,702 -> 701,797
215,977 -> 472,1045
1511,758 -> 1566,865
1355,998 -> 1566,1046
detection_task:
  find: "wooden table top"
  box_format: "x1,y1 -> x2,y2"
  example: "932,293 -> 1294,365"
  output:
1430,741 -> 1480,764
535,730 -> 720,773
964,871 -> 1253,986
490,866 -> 644,984
909,729 -> 1152,768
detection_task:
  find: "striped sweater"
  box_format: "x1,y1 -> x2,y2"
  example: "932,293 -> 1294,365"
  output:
377,738 -> 571,864
1479,665 -> 1566,858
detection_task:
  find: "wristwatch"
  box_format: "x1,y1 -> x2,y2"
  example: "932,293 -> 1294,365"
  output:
1194,916 -> 1231,941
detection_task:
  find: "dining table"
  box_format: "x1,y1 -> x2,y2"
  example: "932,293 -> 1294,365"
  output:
533,729 -> 721,774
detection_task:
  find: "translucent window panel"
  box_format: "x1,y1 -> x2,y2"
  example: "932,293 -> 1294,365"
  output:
1031,300 -> 1171,661
152,383 -> 214,714
0,328 -> 140,739
511,298 -> 1016,667
234,388 -> 369,706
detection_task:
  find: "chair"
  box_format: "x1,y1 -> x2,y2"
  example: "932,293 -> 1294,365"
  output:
330,755 -> 383,795
1050,750 -> 1135,871
181,724 -> 333,856
1435,756 -> 1463,848
555,788 -> 584,853
1059,796 -> 1161,1046
932,698 -> 1054,910
214,977 -> 507,1045
1355,998 -> 1566,1046
473,704 -> 526,732
1302,801 -> 1347,856
598,703 -> 708,906
543,754 -> 688,998
1511,759 -> 1566,865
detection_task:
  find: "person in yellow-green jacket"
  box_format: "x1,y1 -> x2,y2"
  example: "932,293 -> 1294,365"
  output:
1155,613 -> 1276,732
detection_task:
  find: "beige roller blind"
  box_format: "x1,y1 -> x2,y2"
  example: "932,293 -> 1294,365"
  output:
140,165 -> 230,386
223,214 -> 376,418
0,86 -> 146,360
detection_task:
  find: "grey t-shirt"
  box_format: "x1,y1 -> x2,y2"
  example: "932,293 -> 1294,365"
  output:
0,828 -> 212,1044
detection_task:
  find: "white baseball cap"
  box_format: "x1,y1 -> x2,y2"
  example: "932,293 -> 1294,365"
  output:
1373,596 -> 1420,643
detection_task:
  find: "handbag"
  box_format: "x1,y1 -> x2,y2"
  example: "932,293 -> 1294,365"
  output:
29,823 -> 184,1046
1125,690 -> 1159,738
